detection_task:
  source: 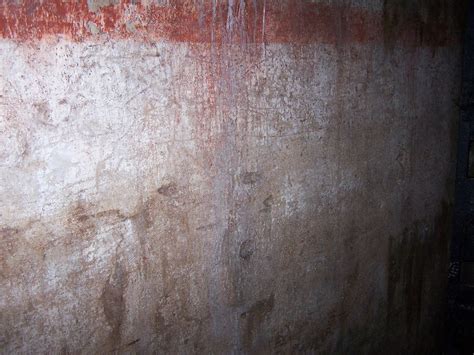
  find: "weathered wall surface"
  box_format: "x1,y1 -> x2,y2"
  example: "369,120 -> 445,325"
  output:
0,1 -> 466,353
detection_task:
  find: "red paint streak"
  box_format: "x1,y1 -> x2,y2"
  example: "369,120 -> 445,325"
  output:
0,1 -> 459,46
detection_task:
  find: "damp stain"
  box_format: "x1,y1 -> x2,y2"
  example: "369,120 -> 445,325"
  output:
157,182 -> 179,197
382,0 -> 467,48
239,239 -> 255,260
386,201 -> 450,352
241,171 -> 262,185
240,292 -> 275,350
101,259 -> 128,345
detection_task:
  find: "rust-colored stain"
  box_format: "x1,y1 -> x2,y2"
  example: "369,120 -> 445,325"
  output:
0,0 -> 462,45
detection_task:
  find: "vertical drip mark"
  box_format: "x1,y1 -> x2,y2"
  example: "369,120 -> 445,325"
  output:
210,0 -> 218,112
262,0 -> 266,57
252,0 -> 258,44
227,0 -> 235,36
239,0 -> 246,49
196,0 -> 205,30
211,0 -> 217,57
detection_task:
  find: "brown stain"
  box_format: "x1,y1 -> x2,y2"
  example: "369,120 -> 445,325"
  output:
62,202 -> 132,346
132,181 -> 183,231
269,200 -> 451,354
33,182 -> 207,353
2,201 -> 135,350
241,171 -> 262,185
65,202 -> 130,240
259,195 -> 273,213
101,259 -> 128,345
386,201 -> 450,353
239,239 -> 255,261
337,222 -> 363,336
120,184 -> 207,351
0,227 -> 21,278
272,308 -> 339,353
0,226 -> 20,238
0,0 -> 463,46
157,182 -> 179,197
65,203 -> 97,238
240,293 -> 275,350
3,196 -> 204,351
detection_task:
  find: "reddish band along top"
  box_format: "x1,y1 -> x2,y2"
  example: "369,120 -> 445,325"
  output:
0,0 -> 461,45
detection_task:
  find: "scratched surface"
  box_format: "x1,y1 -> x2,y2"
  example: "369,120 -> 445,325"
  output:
0,0 -> 466,353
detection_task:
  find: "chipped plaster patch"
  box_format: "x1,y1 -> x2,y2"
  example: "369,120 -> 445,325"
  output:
87,0 -> 119,13
87,21 -> 101,35
125,21 -> 137,33
141,0 -> 171,7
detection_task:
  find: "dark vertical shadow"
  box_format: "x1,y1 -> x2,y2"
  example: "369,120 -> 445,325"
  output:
448,0 -> 474,353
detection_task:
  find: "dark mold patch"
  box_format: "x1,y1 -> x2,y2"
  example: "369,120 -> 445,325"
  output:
241,171 -> 262,185
240,293 -> 275,350
157,182 -> 178,197
239,239 -> 255,261
260,195 -> 274,213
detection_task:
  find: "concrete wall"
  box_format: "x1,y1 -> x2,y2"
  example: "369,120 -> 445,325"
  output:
0,1 -> 466,353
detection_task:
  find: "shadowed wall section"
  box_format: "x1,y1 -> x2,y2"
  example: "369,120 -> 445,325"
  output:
0,0 -> 466,353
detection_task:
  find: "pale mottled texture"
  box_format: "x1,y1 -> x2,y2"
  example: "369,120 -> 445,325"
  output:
0,16 -> 463,355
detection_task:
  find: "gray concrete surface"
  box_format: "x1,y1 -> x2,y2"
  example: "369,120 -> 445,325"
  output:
0,1 -> 466,353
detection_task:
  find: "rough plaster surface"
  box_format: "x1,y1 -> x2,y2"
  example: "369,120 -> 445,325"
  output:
0,1 -> 465,353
